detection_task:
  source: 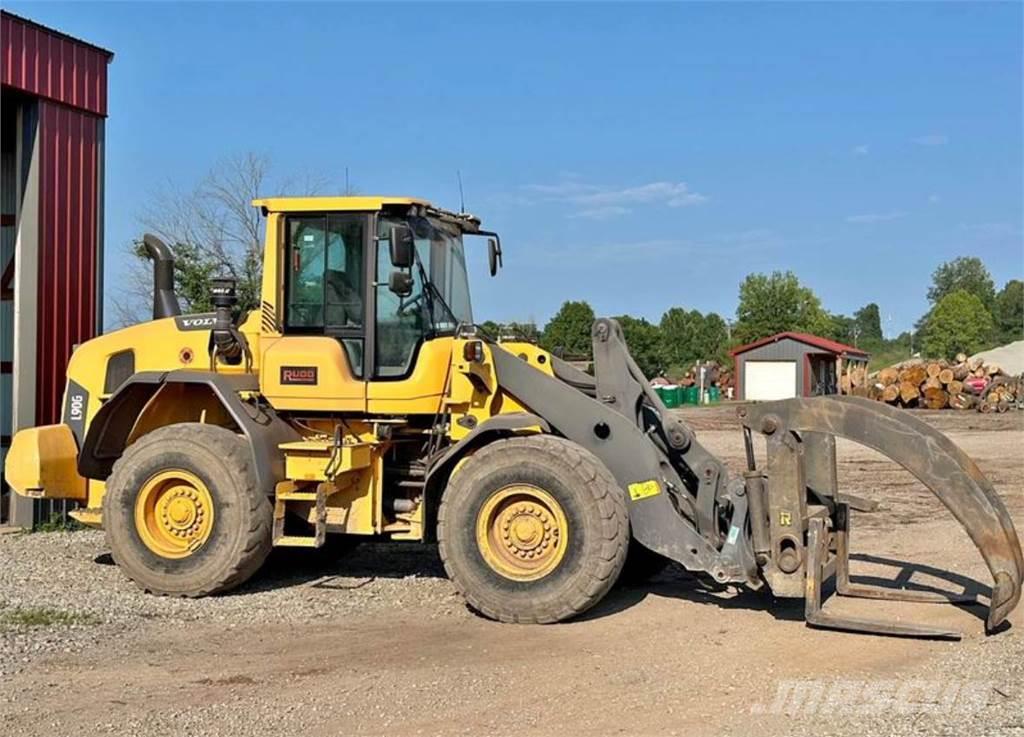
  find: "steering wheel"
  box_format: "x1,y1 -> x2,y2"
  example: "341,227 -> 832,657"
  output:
397,292 -> 426,317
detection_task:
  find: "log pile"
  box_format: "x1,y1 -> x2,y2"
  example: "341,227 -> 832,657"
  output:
673,361 -> 735,396
861,353 -> 1021,411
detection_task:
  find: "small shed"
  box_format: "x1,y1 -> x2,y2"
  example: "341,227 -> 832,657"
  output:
730,332 -> 869,401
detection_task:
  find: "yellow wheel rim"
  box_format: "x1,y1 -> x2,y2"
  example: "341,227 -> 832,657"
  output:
476,485 -> 568,581
134,470 -> 215,559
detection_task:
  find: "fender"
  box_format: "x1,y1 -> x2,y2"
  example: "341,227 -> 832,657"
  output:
78,370 -> 300,494
422,412 -> 550,541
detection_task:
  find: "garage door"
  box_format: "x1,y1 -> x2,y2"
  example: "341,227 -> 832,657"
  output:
745,361 -> 797,401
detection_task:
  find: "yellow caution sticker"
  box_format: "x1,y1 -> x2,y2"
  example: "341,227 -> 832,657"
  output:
628,480 -> 661,501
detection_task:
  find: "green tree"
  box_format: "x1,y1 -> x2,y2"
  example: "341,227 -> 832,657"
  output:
734,271 -> 832,343
658,307 -> 703,370
927,257 -> 996,308
658,308 -> 730,376
994,279 -> 1024,344
827,313 -> 856,345
853,303 -> 883,346
921,290 -> 995,359
615,315 -> 662,378
479,320 -> 502,338
506,321 -> 542,343
698,312 -> 730,363
541,300 -> 595,358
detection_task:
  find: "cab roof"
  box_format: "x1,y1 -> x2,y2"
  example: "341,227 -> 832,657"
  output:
252,196 -> 430,213
251,196 -> 483,231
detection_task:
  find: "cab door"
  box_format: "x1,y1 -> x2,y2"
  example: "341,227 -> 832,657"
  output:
365,218 -> 454,416
261,213 -> 369,412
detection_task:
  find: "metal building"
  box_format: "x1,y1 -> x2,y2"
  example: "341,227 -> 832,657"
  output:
1,11 -> 112,527
730,331 -> 869,401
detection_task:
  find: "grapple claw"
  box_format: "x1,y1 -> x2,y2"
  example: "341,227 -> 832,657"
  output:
740,396 -> 1023,638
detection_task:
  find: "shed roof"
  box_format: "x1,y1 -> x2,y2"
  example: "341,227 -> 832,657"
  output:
730,331 -> 869,358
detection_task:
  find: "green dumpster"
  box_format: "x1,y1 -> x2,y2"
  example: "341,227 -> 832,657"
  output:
682,386 -> 700,405
660,384 -> 681,408
708,386 -> 721,403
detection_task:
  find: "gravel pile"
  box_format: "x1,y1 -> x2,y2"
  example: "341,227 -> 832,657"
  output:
0,530 -> 468,678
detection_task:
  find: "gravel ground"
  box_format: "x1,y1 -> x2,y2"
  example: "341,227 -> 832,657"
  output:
0,406 -> 1021,736
0,532 -> 466,678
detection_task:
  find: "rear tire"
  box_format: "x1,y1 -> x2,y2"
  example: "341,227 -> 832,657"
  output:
438,435 -> 628,623
103,423 -> 272,596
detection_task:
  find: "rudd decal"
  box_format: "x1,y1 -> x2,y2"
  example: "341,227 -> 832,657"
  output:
280,366 -> 318,385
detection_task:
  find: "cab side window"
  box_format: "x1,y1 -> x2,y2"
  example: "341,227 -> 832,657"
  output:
286,214 -> 365,374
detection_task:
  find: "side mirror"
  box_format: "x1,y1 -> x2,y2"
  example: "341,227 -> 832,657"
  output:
388,270 -> 413,297
487,236 -> 503,277
389,225 -> 415,269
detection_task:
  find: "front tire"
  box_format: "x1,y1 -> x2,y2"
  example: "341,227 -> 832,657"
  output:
103,423 -> 272,596
438,436 -> 628,623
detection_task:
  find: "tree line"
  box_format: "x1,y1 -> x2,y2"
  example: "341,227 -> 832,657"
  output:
486,258 -> 1023,377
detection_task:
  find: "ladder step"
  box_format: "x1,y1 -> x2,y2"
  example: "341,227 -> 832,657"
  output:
273,535 -> 323,548
273,484 -> 327,548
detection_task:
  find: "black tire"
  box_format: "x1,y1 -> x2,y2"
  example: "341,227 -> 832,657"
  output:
617,539 -> 672,587
103,423 -> 272,596
437,435 -> 628,623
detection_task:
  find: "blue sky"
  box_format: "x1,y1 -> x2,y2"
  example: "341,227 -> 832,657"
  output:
7,1 -> 1023,336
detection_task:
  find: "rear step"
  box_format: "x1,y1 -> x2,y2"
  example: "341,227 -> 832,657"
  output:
273,484 -> 327,548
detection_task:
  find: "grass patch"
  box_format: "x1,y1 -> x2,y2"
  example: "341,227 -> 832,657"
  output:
0,606 -> 99,628
33,513 -> 83,533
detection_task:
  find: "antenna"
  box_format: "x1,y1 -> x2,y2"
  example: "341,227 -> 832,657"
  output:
457,170 -> 465,213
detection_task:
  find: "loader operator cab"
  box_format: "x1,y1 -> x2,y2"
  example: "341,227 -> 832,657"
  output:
256,197 -> 501,412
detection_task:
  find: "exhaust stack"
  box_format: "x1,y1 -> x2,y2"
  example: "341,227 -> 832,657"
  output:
142,233 -> 180,320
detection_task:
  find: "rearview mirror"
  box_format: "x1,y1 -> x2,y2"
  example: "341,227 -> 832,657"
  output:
388,270 -> 413,297
488,236 -> 503,277
390,225 -> 415,269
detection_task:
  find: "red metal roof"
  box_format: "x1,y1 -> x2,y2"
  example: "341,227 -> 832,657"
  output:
1,10 -> 113,117
730,331 -> 869,358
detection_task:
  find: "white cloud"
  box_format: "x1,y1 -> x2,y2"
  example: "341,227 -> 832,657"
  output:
569,206 -> 632,220
522,178 -> 708,217
852,144 -> 869,156
912,134 -> 949,146
845,211 -> 907,224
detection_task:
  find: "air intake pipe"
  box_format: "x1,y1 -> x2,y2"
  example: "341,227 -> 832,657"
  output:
142,234 -> 181,319
210,277 -> 246,366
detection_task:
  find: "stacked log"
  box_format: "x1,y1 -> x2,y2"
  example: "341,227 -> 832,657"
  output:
861,357 -> 1020,411
672,361 -> 735,396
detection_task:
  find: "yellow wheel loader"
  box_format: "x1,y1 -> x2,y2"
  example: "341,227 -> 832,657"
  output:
6,196 -> 1022,637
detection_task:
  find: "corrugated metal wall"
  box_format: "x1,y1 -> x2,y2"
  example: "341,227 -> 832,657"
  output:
2,11 -> 111,525
35,100 -> 101,425
1,12 -> 109,117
